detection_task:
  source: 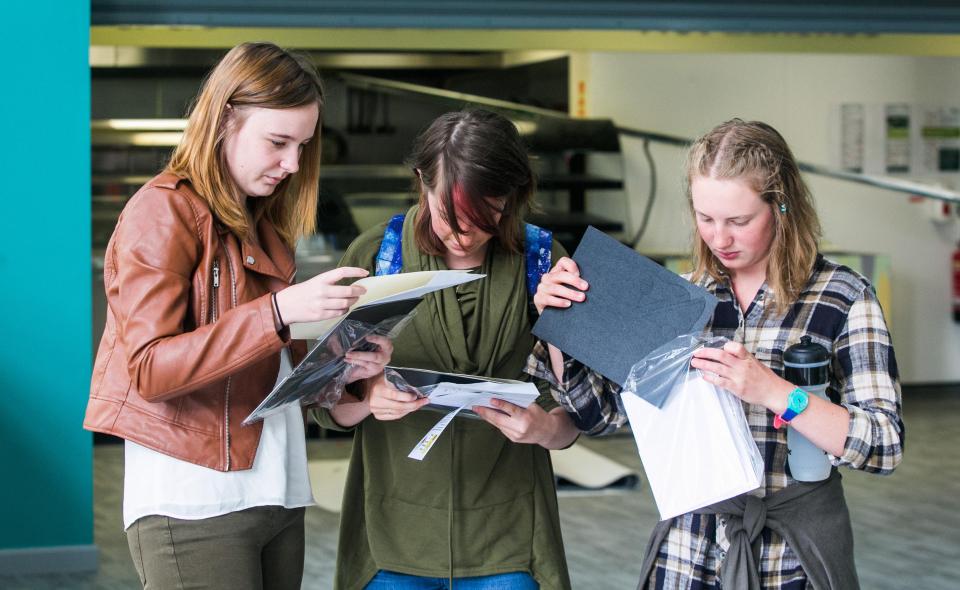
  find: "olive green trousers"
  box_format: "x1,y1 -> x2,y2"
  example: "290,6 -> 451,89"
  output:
126,505 -> 305,590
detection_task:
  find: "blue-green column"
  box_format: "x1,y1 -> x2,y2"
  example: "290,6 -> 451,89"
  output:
0,0 -> 93,570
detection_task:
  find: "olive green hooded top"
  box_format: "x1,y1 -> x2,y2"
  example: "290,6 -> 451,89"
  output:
314,209 -> 572,590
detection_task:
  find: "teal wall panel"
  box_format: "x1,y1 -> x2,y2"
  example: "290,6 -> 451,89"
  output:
0,1 -> 92,549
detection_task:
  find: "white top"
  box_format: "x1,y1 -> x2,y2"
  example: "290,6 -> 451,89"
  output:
123,349 -> 315,529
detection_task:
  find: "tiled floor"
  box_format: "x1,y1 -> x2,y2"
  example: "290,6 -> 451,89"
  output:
2,388 -> 957,589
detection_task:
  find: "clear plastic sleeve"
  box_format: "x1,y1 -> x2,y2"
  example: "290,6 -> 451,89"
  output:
242,310 -> 416,426
621,333 -> 765,520
383,367 -> 426,397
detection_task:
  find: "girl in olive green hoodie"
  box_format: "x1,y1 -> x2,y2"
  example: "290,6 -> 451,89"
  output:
315,109 -> 577,590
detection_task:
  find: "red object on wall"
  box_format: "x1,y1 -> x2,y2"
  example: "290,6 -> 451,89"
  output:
954,244 -> 960,322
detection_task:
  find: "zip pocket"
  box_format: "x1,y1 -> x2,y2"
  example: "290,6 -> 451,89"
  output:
211,258 -> 220,323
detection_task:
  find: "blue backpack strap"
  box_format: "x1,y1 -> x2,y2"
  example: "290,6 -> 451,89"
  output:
377,215 -> 551,294
524,223 -> 553,297
375,214 -> 405,276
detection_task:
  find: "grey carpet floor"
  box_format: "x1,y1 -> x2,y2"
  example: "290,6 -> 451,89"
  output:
2,389 -> 956,589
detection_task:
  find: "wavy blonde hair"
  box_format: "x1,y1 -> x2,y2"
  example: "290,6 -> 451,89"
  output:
687,119 -> 821,313
166,42 -> 324,248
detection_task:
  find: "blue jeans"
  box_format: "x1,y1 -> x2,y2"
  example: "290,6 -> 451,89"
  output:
365,570 -> 539,590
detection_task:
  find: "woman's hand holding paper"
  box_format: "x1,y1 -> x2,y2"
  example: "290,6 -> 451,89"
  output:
474,400 -> 579,449
274,266 -> 369,324
367,375 -> 430,421
533,257 -> 589,314
533,256 -> 591,382
344,334 -> 394,383
690,341 -> 792,413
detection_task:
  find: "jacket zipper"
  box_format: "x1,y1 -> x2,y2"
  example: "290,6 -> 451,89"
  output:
221,246 -> 239,471
211,259 -> 220,321
210,256 -> 230,468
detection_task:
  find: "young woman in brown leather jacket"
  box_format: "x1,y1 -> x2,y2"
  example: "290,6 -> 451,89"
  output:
84,42 -> 392,589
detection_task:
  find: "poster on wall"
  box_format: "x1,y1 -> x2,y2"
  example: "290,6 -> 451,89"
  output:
919,106 -> 960,175
884,104 -> 912,174
839,103 -> 865,173
834,102 -> 960,181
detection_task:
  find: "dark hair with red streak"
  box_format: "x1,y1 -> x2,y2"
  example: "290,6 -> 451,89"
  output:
408,109 -> 536,256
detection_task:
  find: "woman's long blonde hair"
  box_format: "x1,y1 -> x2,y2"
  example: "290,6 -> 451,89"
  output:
687,119 -> 821,313
166,42 -> 324,248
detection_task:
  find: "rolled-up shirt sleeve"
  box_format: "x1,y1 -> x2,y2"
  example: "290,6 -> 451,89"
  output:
525,340 -> 627,436
830,288 -> 904,474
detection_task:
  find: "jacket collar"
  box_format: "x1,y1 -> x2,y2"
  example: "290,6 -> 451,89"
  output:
151,173 -> 297,284
241,218 -> 296,284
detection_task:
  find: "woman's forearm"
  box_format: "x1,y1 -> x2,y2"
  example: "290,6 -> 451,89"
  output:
548,343 -> 565,384
327,393 -> 372,428
540,408 -> 581,450
766,383 -> 849,457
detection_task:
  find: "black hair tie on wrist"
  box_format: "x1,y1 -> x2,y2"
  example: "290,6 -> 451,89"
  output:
272,292 -> 286,328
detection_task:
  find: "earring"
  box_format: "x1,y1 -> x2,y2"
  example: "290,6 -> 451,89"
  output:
779,203 -> 788,213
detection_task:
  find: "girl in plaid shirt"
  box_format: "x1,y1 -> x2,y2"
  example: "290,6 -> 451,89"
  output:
527,119 -> 904,589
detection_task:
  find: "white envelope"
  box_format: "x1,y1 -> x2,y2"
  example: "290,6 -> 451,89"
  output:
621,372 -> 764,520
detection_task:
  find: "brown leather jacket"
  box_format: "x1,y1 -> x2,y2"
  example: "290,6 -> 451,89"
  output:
85,173 -> 307,471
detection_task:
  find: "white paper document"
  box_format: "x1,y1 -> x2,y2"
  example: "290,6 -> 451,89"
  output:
291,270 -> 483,340
385,366 -> 539,412
621,373 -> 764,520
426,380 -> 539,410
393,367 -> 540,461
406,375 -> 538,461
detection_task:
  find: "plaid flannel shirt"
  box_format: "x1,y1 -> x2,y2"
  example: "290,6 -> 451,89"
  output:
526,256 -> 904,589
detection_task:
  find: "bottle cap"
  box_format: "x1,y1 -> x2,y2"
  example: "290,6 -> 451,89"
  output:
783,335 -> 830,386
783,335 -> 830,367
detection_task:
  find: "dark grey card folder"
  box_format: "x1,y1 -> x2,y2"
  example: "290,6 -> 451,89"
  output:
531,227 -> 718,387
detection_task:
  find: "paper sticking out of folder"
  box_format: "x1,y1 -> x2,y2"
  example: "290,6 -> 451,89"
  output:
386,366 -> 540,461
385,366 -> 539,416
291,270 -> 483,340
